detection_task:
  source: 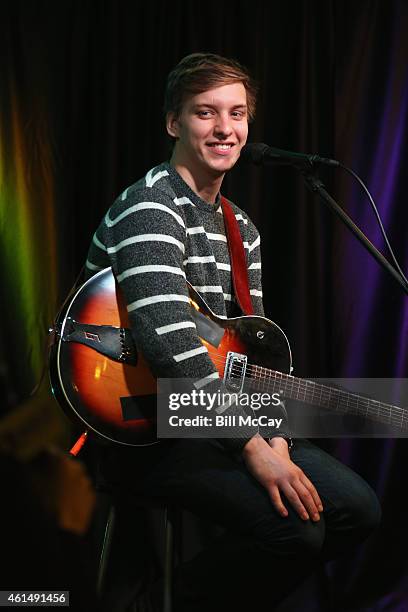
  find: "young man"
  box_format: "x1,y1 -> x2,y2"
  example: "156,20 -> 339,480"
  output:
86,54 -> 381,611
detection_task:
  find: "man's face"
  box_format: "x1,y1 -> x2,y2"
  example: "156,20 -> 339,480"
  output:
167,82 -> 249,180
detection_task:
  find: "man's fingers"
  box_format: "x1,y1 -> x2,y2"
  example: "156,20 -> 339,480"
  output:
268,486 -> 289,518
281,484 -> 310,520
294,481 -> 321,521
243,441 -> 324,521
300,476 -> 324,512
267,473 -> 323,521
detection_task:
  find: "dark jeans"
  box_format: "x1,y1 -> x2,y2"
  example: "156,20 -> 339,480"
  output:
101,438 -> 381,610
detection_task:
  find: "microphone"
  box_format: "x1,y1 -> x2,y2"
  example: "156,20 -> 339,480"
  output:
241,142 -> 340,167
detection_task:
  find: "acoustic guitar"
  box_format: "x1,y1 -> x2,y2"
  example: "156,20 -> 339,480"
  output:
49,268 -> 408,446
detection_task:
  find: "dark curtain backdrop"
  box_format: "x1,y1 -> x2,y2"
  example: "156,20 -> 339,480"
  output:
1,1 -> 408,610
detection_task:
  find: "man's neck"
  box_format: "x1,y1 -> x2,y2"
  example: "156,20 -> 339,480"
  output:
169,158 -> 224,205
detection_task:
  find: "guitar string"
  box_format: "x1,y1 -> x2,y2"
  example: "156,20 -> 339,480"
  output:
204,355 -> 408,427
208,352 -> 406,415
245,372 -> 407,428
249,364 -> 407,418
245,366 -> 407,425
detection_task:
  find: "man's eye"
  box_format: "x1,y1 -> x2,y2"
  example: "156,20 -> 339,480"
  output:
197,110 -> 212,117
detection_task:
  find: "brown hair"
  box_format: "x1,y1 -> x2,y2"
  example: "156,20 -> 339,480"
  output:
164,53 -> 258,122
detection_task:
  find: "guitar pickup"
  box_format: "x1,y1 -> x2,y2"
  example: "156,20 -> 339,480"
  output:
223,351 -> 247,393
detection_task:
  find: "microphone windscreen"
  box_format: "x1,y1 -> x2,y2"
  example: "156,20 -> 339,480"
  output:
240,143 -> 269,164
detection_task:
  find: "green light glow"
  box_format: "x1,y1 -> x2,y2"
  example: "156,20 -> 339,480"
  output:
0,89 -> 58,389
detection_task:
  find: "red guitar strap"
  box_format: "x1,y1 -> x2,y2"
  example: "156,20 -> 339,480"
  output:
220,195 -> 254,315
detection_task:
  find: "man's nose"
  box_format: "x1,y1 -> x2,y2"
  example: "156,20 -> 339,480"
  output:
214,113 -> 233,136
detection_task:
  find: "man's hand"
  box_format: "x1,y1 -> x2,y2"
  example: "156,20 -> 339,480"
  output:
242,435 -> 323,521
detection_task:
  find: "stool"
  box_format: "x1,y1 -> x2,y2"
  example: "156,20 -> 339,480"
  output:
96,493 -> 182,612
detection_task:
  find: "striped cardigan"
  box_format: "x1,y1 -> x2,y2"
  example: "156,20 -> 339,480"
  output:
85,162 -> 266,451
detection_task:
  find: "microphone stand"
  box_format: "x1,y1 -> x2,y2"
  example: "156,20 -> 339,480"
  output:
298,165 -> 408,295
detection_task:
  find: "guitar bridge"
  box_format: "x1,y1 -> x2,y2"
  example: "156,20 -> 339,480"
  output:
224,351 -> 247,393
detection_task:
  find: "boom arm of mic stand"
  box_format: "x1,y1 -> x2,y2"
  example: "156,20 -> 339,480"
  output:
300,169 -> 408,295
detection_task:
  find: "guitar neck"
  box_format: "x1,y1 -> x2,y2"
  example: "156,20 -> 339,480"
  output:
249,365 -> 408,432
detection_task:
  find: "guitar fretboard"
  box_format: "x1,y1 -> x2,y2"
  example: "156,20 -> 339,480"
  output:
247,365 -> 408,432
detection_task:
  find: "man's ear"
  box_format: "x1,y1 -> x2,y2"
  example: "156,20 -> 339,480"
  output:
166,112 -> 180,139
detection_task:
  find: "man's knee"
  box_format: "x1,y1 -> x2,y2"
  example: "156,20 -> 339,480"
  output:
348,480 -> 381,536
329,478 -> 381,545
256,514 -> 326,558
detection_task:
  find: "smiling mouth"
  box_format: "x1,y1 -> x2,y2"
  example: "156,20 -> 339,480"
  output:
207,143 -> 234,151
